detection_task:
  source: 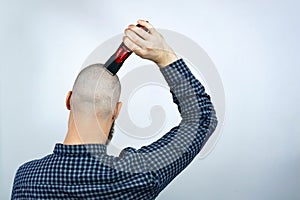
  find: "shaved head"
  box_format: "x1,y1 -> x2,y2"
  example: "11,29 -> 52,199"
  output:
71,63 -> 121,120
69,63 -> 121,144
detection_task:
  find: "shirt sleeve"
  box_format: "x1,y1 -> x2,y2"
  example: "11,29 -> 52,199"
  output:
116,58 -> 218,193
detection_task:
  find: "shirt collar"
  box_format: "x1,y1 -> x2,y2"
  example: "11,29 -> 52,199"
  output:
53,143 -> 107,156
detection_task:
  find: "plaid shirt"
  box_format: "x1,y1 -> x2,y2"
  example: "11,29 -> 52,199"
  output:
11,59 -> 218,199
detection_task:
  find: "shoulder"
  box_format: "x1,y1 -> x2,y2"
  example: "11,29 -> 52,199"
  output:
16,154 -> 53,174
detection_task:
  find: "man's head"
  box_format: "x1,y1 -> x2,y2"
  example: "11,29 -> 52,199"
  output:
65,63 -> 122,145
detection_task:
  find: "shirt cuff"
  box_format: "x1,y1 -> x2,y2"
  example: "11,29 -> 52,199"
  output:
159,58 -> 189,87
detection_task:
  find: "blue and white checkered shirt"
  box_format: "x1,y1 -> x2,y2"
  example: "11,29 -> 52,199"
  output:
11,59 -> 218,199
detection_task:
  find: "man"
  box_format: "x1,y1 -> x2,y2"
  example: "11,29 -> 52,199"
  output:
11,20 -> 218,199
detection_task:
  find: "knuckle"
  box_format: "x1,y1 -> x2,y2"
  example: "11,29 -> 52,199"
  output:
145,46 -> 153,51
122,36 -> 127,42
124,28 -> 129,35
132,36 -> 139,44
139,49 -> 147,56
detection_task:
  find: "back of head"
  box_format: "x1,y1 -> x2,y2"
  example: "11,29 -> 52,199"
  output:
71,64 -> 121,121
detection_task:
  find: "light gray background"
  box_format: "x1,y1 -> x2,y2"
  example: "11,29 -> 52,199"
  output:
1,0 -> 299,199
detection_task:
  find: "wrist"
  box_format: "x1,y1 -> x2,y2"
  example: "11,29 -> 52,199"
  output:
157,52 -> 178,68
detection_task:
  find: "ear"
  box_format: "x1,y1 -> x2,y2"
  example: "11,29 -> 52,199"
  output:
112,102 -> 122,120
66,91 -> 72,110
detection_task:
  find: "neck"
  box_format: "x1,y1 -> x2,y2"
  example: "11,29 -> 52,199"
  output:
63,112 -> 109,145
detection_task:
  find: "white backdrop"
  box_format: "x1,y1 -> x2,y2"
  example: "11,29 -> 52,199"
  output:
1,0 -> 299,199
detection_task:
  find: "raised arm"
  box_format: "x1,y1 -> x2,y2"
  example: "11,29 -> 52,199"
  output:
119,20 -> 218,192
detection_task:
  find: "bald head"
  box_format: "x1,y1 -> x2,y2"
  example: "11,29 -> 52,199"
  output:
71,63 -> 121,121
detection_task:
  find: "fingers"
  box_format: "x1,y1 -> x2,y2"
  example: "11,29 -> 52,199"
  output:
122,35 -> 143,54
137,19 -> 155,34
129,25 -> 151,40
122,20 -> 158,58
125,20 -> 155,41
124,27 -> 148,48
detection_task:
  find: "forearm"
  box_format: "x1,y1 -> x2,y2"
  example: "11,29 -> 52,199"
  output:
158,58 -> 217,152
138,58 -> 217,165
153,58 -> 218,188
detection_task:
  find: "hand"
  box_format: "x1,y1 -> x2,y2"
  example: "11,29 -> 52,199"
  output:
123,20 -> 178,68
